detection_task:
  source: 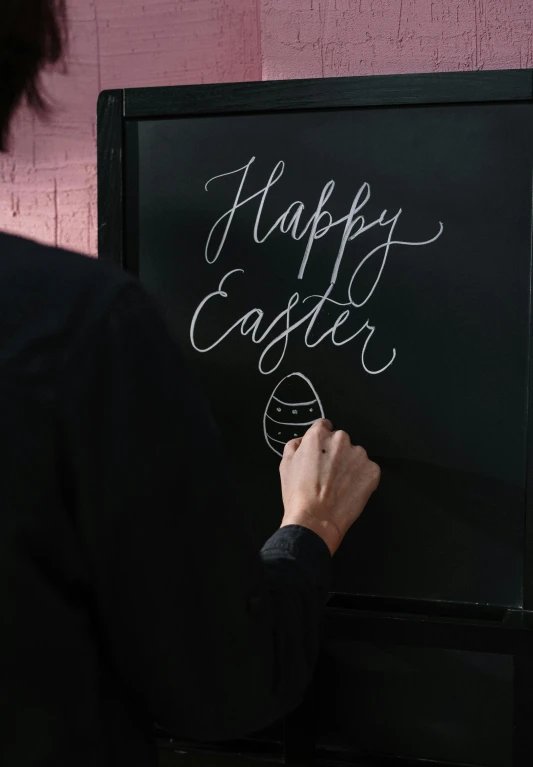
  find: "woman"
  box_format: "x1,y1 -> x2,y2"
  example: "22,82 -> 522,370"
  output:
0,2 -> 380,765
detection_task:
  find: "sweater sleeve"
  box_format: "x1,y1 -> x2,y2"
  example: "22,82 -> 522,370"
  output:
58,278 -> 332,742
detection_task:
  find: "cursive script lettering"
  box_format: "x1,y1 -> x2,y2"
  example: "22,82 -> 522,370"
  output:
204,158 -> 443,290
190,269 -> 396,375
194,158 -> 444,376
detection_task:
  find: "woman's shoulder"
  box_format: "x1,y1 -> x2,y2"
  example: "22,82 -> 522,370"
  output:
0,231 -> 138,311
0,232 -> 143,368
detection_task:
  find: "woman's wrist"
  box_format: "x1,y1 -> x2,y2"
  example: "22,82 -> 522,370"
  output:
280,513 -> 341,556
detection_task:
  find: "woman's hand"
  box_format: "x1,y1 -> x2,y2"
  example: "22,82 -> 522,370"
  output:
279,419 -> 381,556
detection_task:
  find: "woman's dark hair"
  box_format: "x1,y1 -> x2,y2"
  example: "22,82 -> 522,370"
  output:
0,0 -> 67,151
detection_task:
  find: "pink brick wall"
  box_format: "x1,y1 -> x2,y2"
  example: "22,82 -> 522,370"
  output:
0,0 -> 261,255
1,0 -> 531,255
261,0 -> 533,79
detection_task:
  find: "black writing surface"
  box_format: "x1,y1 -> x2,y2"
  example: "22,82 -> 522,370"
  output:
128,101 -> 532,606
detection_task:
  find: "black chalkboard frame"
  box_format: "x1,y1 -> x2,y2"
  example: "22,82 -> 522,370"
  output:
98,69 -> 533,767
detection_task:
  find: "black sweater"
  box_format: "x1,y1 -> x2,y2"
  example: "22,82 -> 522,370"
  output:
0,233 -> 331,767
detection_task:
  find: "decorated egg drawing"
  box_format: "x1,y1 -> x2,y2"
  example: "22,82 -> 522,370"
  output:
264,372 -> 325,457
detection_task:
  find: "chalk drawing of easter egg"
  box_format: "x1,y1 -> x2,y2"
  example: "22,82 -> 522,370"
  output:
264,372 -> 325,457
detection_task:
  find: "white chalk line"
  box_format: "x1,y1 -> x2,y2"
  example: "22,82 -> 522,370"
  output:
272,395 -> 317,407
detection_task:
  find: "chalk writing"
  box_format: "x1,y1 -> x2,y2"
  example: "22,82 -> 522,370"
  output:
191,157 -> 444,375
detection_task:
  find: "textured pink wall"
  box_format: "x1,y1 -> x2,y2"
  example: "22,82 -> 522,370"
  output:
0,0 -> 261,255
1,1 -> 532,255
261,0 -> 533,79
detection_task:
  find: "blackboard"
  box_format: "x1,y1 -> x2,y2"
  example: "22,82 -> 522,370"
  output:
126,101 -> 531,607
98,71 -> 533,767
